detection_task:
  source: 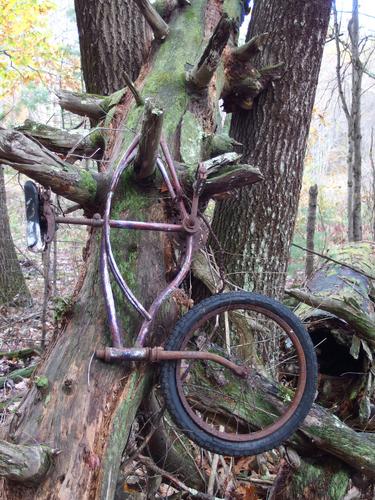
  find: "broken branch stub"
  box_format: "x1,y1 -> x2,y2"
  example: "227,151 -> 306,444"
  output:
134,100 -> 164,180
187,14 -> 233,91
230,33 -> 269,61
56,90 -> 106,121
0,440 -> 53,485
133,0 -> 170,40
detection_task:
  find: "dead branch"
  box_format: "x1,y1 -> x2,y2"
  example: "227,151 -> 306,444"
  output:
56,90 -> 107,121
286,288 -> 375,346
0,129 -> 100,207
139,455 -> 219,499
0,440 -> 53,485
187,14 -> 233,91
230,33 -> 269,61
133,0 -> 170,40
134,99 -> 163,180
15,120 -> 103,158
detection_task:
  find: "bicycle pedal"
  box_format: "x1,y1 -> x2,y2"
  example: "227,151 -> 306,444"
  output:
24,180 -> 45,252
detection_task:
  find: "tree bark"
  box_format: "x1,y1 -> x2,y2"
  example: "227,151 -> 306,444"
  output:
212,0 -> 331,298
349,0 -> 363,241
74,0 -> 152,94
305,184 -> 318,279
0,167 -> 31,306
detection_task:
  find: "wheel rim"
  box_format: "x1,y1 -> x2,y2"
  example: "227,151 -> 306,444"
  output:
174,303 -> 308,442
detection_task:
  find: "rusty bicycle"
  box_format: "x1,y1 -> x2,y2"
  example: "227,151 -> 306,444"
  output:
24,135 -> 317,456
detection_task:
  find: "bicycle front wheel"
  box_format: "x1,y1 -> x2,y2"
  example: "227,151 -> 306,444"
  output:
160,292 -> 317,456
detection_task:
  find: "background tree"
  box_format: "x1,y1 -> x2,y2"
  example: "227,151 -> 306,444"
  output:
212,0 -> 331,299
0,166 -> 31,306
333,0 -> 364,241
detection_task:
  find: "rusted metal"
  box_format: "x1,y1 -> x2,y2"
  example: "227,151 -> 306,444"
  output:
160,136 -> 189,220
175,304 -> 308,442
55,216 -> 184,233
135,235 -> 194,347
95,346 -> 247,378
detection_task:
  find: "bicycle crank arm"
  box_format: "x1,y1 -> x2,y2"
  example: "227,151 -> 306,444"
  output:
95,347 -> 247,378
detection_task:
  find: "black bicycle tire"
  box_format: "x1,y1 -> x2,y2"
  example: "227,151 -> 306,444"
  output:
160,291 -> 317,456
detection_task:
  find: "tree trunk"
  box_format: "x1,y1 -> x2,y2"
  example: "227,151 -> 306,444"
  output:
305,184 -> 318,279
212,0 -> 331,298
74,0 -> 152,94
0,167 -> 31,306
349,0 -> 363,241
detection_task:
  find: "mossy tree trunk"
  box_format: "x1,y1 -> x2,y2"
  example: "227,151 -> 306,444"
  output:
0,167 -> 31,307
212,0 -> 331,298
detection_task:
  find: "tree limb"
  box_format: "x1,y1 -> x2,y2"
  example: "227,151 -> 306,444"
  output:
133,0 -> 170,40
0,440 -> 53,485
187,14 -> 233,90
230,33 -> 269,61
15,120 -> 103,158
0,129 -> 99,207
286,288 -> 375,346
56,90 -> 107,121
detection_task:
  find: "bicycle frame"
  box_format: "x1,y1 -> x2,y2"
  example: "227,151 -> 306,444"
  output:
47,136 -> 245,378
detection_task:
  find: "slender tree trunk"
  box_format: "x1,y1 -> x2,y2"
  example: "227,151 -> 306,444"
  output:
349,0 -> 363,241
74,0 -> 152,94
305,184 -> 318,279
212,0 -> 331,298
0,167 -> 31,306
347,135 -> 354,240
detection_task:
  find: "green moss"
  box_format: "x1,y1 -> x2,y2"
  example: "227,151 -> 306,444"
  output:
328,470 -> 350,499
180,111 -> 203,166
35,376 -> 49,390
80,170 -> 97,199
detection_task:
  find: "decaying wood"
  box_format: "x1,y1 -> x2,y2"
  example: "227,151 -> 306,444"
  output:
187,15 -> 233,90
202,133 -> 242,159
15,120 -> 103,159
0,129 -> 100,208
230,33 -> 269,61
203,164 -> 263,197
287,243 -> 375,347
56,90 -> 107,121
133,0 -> 170,40
287,288 -> 375,346
0,440 -> 52,485
134,99 -> 163,180
221,62 -> 284,112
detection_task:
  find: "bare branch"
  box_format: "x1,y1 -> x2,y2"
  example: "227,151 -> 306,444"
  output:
187,14 -> 233,90
15,120 -> 103,158
122,71 -> 144,106
333,0 -> 350,120
56,90 -> 107,121
0,129 -> 99,207
133,0 -> 170,40
134,99 -> 163,180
